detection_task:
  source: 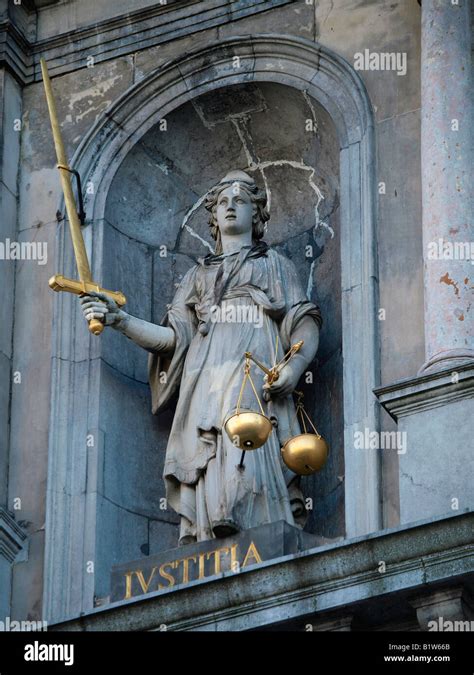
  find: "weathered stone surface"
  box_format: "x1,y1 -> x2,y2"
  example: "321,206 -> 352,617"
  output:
377,110 -> 424,384
400,397 -> 473,521
37,0 -> 160,38
20,57 -> 134,173
0,353 -> 10,507
218,1 -> 315,41
25,2 -> 294,83
0,71 -> 21,514
133,29 -> 220,83
0,71 -> 22,196
8,222 -> 56,528
152,252 -> 194,325
0,559 -> 11,621
95,495 -> 149,600
376,366 -> 474,525
100,220 -> 153,383
4,215 -> 55,618
305,348 -> 345,539
18,57 -> 134,236
149,517 -> 180,557
105,141 -> 197,250
380,407 -> 401,530
314,0 -> 421,122
17,168 -> 61,234
99,362 -> 165,517
0,184 -> 16,361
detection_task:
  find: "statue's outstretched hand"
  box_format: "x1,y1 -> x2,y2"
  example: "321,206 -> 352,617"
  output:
263,363 -> 300,400
79,291 -> 126,329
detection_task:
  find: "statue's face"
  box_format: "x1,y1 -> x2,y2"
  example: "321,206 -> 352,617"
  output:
215,185 -> 253,236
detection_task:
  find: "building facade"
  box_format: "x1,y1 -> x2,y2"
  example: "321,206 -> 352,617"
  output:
0,0 -> 472,631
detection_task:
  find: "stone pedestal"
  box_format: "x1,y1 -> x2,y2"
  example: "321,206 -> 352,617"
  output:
375,365 -> 474,525
111,521 -> 321,603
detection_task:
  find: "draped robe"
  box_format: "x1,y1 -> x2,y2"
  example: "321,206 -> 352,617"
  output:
148,242 -> 322,543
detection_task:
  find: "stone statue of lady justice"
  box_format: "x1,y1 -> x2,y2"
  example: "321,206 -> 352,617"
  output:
80,170 -> 322,546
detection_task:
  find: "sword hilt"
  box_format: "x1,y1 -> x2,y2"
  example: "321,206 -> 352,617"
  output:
49,274 -> 127,337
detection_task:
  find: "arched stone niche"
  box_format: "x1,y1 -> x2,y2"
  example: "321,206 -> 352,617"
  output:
102,79 -> 342,572
44,35 -> 380,623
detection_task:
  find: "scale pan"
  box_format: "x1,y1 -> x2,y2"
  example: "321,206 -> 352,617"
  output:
281,433 -> 329,475
224,409 -> 273,450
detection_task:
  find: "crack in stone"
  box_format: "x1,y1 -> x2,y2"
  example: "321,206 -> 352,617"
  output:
401,470 -> 437,494
302,89 -> 319,137
100,492 -> 179,524
230,115 -> 272,213
321,0 -> 335,30
180,193 -> 214,253
178,104 -> 334,288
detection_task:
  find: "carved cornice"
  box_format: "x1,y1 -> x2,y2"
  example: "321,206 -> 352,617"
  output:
374,364 -> 474,420
0,0 -> 295,85
0,18 -> 33,84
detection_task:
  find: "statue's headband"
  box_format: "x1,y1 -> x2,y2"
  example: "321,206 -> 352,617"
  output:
212,178 -> 256,193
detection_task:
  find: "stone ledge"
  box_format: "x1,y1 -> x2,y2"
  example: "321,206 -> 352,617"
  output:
374,364 -> 474,420
50,511 -> 474,631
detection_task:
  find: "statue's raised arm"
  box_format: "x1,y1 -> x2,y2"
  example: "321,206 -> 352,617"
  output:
79,291 -> 176,354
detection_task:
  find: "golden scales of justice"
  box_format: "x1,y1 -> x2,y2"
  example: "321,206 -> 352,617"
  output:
224,340 -> 329,476
40,58 -> 126,334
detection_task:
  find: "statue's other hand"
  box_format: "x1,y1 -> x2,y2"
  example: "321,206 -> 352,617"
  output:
263,363 -> 299,399
79,292 -> 125,328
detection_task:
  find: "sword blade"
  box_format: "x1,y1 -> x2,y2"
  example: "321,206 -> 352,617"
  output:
40,57 -> 92,283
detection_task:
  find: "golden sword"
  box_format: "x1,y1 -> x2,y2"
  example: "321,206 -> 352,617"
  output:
40,57 -> 126,336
